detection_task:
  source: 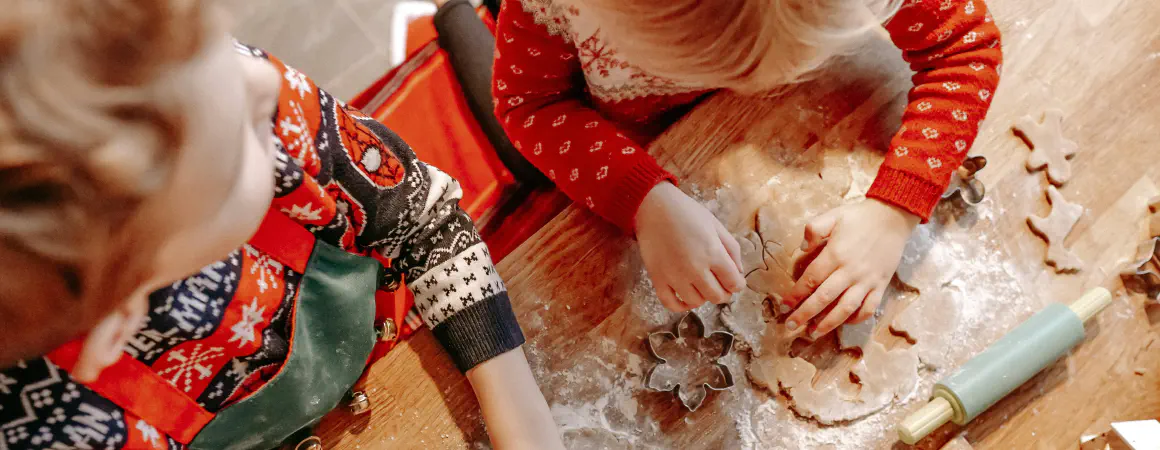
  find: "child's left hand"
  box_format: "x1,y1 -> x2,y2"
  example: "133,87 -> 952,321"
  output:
781,198 -> 920,339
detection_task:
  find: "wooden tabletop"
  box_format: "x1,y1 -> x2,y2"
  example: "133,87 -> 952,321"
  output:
317,0 -> 1160,448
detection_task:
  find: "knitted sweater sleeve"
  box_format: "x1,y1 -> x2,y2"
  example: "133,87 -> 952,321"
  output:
867,0 -> 1002,220
491,1 -> 676,232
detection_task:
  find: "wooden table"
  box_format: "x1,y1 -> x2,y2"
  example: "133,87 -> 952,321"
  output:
318,0 -> 1160,448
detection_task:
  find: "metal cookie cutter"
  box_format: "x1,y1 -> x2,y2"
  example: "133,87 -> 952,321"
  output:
941,155 -> 988,205
644,312 -> 735,411
1121,237 -> 1160,302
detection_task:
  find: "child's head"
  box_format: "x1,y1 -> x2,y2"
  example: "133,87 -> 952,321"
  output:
0,0 -> 282,375
582,0 -> 899,93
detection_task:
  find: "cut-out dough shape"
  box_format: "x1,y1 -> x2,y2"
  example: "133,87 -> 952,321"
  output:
645,312 -> 735,411
724,207 -> 920,424
1014,109 -> 1078,186
1027,186 -> 1085,273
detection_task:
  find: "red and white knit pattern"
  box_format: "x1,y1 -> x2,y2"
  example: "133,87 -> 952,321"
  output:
493,0 -> 1002,229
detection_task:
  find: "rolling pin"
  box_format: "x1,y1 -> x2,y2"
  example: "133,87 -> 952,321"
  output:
897,287 -> 1113,445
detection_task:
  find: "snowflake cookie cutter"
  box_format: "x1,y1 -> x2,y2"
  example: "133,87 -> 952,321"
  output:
644,312 -> 735,411
941,155 -> 988,205
1120,237 -> 1160,302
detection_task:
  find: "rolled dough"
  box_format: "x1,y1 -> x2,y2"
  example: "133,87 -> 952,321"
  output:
1014,109 -> 1079,186
1026,186 -> 1085,273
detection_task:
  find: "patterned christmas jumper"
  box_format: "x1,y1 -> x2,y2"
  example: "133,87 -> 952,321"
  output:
492,0 -> 1003,231
0,43 -> 523,450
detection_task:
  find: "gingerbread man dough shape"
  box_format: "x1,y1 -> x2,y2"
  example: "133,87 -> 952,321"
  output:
1014,109 -> 1079,186
1027,186 -> 1085,273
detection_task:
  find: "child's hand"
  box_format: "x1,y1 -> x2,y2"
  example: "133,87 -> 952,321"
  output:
635,182 -> 745,311
782,199 -> 920,338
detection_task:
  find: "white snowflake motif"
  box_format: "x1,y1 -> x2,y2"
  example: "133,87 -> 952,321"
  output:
528,47 -> 541,57
894,146 -> 910,157
596,166 -> 609,180
29,389 -> 54,408
510,64 -> 523,75
245,245 -> 284,293
952,109 -> 969,121
585,197 -> 595,208
954,139 -> 968,152
940,0 -> 953,10
159,344 -> 225,392
559,140 -> 571,154
621,147 -> 636,155
964,1 -> 976,15
284,66 -> 313,99
589,141 -> 604,152
916,101 -> 933,112
552,115 -> 567,127
507,96 -> 524,107
978,89 -> 992,101
908,22 -> 924,32
523,115 -> 535,128
533,142 -> 543,155
502,33 -> 513,43
228,298 -> 267,348
937,29 -> 953,42
136,420 -> 162,449
570,169 -> 579,181
942,82 -> 961,91
279,101 -> 315,163
922,127 -> 940,139
585,121 -> 599,129
548,170 -> 557,180
227,359 -> 250,380
927,157 -> 943,169
969,62 -> 986,71
281,202 -> 323,222
963,31 -> 978,44
496,80 -> 508,91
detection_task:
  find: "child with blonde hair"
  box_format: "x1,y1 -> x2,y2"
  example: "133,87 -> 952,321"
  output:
0,0 -> 562,448
493,0 -> 1001,338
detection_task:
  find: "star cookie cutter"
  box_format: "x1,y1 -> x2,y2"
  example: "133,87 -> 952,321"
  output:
1120,237 -> 1160,302
644,312 -> 735,411
941,155 -> 988,205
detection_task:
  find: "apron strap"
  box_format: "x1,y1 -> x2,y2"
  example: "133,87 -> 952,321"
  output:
45,209 -> 317,444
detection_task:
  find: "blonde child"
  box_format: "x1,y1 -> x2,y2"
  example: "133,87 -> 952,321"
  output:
0,0 -> 562,448
493,0 -> 1001,339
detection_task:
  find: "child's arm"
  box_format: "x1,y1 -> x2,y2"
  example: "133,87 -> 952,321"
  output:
467,347 -> 565,449
782,0 -> 1002,338
491,1 -> 674,232
492,1 -> 745,311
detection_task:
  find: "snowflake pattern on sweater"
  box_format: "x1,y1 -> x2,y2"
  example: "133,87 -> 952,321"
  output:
492,0 -> 1002,228
0,43 -> 523,449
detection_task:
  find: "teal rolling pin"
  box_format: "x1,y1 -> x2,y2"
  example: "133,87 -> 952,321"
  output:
897,287 -> 1112,444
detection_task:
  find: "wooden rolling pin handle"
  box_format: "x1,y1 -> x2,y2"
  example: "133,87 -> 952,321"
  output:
1068,287 -> 1112,323
897,397 -> 954,445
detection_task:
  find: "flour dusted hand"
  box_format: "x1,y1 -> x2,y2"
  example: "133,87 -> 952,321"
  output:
783,199 -> 920,338
636,183 -> 745,311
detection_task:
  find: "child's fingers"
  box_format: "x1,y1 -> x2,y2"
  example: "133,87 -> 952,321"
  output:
711,259 -> 746,295
716,222 -> 744,272
657,285 -> 691,312
696,270 -> 731,305
784,250 -> 838,308
811,283 -> 869,338
801,209 -> 841,254
849,286 -> 885,324
785,269 -> 852,332
678,284 -> 708,310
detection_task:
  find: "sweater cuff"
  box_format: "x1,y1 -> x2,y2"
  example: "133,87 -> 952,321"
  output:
604,157 -> 678,232
431,291 -> 526,372
865,166 -> 944,223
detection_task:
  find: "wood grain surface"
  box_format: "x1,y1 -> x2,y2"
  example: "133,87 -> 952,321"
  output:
317,0 -> 1160,448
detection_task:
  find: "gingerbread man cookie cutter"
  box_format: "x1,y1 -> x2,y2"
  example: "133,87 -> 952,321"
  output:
941,155 -> 988,205
644,312 -> 735,411
1120,237 -> 1160,302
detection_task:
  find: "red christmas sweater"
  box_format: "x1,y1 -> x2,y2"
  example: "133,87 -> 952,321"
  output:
493,0 -> 1003,230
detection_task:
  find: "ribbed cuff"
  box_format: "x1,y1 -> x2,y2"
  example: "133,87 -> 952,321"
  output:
604,156 -> 678,232
865,166 -> 945,223
431,292 -> 526,372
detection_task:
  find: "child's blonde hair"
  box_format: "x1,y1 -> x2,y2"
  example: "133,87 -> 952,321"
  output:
0,0 -> 209,364
582,0 -> 901,93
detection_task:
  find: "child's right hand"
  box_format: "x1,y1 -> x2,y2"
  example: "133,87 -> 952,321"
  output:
635,182 -> 745,312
